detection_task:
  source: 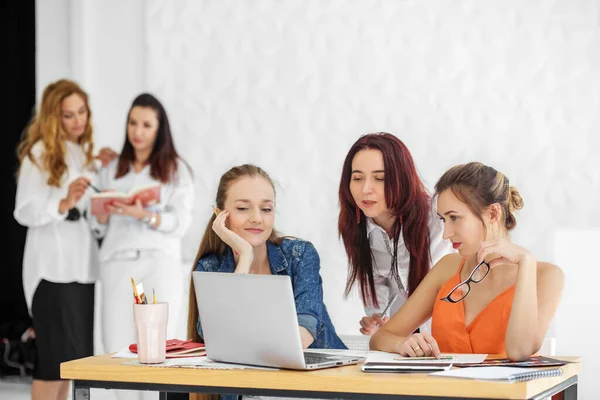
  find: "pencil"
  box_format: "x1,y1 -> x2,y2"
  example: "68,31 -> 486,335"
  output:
212,205 -> 220,217
379,292 -> 399,317
87,182 -> 101,193
153,288 -> 156,304
395,356 -> 453,360
130,277 -> 140,304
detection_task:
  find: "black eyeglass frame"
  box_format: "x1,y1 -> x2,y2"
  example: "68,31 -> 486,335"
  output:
440,260 -> 490,303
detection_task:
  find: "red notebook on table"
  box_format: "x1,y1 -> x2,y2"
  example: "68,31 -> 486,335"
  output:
129,339 -> 206,358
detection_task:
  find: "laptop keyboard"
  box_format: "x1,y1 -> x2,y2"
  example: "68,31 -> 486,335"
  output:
303,352 -> 335,365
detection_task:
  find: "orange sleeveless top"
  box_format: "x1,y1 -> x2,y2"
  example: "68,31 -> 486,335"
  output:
431,258 -> 515,356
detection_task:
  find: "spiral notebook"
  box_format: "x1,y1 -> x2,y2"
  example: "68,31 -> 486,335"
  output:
430,366 -> 563,383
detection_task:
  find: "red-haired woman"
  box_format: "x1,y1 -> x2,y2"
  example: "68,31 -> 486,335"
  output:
338,132 -> 453,336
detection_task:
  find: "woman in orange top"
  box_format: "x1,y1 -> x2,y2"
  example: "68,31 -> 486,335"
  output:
370,162 -> 564,361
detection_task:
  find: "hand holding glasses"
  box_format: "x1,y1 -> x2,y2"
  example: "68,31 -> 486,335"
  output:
440,260 -> 490,303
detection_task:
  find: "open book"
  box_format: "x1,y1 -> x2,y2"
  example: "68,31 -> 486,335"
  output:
91,184 -> 161,216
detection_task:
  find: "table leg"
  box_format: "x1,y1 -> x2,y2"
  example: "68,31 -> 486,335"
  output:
73,385 -> 90,400
562,381 -> 577,400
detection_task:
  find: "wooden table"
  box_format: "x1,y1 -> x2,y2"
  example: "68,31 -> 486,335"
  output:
61,354 -> 580,399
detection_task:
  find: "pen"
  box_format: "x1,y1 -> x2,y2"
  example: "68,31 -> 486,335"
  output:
379,292 -> 399,318
87,182 -> 101,193
395,356 -> 453,361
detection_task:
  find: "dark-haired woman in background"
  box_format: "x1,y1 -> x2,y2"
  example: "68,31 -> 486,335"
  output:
338,133 -> 453,336
92,94 -> 194,399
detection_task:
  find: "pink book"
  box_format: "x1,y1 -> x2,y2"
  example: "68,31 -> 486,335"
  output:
90,184 -> 161,216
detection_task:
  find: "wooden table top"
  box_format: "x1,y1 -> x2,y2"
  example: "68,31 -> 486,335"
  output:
61,354 -> 581,399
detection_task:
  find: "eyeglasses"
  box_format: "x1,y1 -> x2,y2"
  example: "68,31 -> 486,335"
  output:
440,260 -> 490,303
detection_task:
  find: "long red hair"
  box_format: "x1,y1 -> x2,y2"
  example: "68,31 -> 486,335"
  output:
338,132 -> 432,307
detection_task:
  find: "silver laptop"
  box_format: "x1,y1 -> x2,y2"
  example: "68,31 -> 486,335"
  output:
192,271 -> 362,370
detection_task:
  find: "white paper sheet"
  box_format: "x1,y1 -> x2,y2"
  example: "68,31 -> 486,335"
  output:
123,358 -> 277,370
110,347 -> 138,359
365,351 -> 402,363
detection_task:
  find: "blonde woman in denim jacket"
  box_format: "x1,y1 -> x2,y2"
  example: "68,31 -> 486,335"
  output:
187,164 -> 345,400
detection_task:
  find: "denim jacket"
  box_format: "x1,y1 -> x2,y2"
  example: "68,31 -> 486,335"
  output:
195,238 -> 347,400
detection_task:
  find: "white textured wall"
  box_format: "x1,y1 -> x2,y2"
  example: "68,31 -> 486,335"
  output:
36,0 -> 598,397
144,0 -> 600,321
555,229 -> 599,399
36,0 -> 70,94
35,0 -> 146,149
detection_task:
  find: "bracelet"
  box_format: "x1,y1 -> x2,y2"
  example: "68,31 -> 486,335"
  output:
142,212 -> 158,227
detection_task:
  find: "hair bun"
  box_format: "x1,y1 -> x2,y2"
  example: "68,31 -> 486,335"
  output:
508,186 -> 524,211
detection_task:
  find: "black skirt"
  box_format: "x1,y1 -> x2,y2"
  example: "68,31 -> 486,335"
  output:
31,279 -> 94,380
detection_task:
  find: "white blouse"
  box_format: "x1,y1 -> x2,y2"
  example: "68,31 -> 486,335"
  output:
14,141 -> 99,313
91,158 -> 194,262
363,200 -> 455,329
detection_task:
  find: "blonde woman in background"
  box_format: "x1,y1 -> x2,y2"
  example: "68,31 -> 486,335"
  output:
14,79 -> 116,400
187,164 -> 345,400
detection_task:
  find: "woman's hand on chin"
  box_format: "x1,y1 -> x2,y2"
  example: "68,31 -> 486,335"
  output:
212,210 -> 254,272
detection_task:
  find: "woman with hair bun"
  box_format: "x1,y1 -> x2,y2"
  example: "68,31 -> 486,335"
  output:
370,162 -> 564,361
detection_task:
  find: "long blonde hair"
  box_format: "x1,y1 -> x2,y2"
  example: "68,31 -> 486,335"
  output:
16,79 -> 95,187
187,165 -> 283,343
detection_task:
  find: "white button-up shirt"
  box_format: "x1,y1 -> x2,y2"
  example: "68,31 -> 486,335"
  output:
363,201 -> 454,331
14,141 -> 99,313
91,158 -> 194,262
